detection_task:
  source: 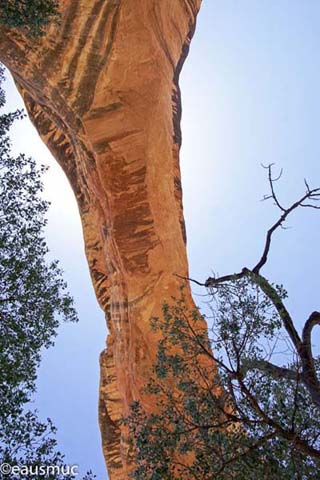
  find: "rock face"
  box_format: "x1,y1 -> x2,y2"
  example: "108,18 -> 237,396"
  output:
0,1 -> 205,477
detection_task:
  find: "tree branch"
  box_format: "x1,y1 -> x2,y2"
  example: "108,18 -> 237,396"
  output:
214,430 -> 278,476
186,165 -> 320,407
205,267 -> 302,351
237,375 -> 320,459
299,311 -> 320,407
302,311 -> 320,361
242,358 -> 298,382
174,273 -> 206,287
254,165 -> 320,273
205,271 -> 245,288
245,269 -> 302,351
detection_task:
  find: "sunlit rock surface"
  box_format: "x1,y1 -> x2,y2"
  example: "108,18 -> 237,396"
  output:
0,1 -> 205,477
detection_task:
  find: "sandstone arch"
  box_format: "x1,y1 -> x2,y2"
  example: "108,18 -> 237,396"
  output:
0,1 -> 209,477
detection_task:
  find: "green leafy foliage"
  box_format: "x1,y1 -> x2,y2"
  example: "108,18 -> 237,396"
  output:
127,281 -> 320,479
0,65 -> 95,479
0,0 -> 59,37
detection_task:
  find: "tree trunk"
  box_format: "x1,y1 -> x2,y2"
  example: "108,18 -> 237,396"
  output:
0,1 -> 205,477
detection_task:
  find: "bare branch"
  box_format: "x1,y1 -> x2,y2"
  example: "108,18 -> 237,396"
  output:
253,167 -> 320,273
174,273 -> 205,287
304,178 -> 311,192
204,166 -> 320,283
300,203 -> 320,209
263,163 -> 286,212
205,270 -> 245,288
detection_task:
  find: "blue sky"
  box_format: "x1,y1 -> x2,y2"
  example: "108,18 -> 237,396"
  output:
4,1 -> 320,478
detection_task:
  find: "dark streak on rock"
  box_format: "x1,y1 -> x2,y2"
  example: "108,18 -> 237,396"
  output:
87,102 -> 123,120
99,349 -> 123,472
67,0 -> 106,98
41,0 -> 79,74
75,1 -> 121,115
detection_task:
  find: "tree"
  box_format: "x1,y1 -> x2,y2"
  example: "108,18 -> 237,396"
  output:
0,0 -> 58,37
0,65 -> 95,479
127,166 -> 320,479
0,9 -> 95,477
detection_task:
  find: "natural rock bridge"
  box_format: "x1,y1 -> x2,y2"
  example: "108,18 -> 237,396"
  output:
0,1 -> 209,478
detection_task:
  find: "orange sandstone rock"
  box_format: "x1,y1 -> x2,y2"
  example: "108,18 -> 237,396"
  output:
0,1 -> 206,477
